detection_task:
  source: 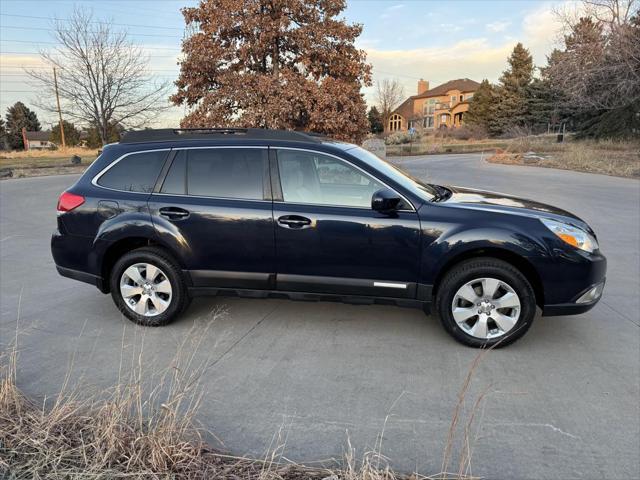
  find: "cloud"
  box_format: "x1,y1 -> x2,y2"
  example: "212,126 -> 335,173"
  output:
363,1 -> 580,105
364,38 -> 513,103
486,21 -> 511,33
380,3 -> 405,19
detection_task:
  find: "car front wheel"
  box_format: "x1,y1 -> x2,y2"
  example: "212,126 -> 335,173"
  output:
110,247 -> 190,326
435,258 -> 536,348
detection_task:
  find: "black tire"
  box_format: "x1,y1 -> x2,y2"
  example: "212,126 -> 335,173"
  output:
110,247 -> 190,326
435,258 -> 536,348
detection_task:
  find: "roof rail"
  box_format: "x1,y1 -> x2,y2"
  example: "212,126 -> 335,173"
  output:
120,128 -> 325,144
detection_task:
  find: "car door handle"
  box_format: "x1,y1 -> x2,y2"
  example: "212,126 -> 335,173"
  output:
159,207 -> 190,220
277,215 -> 312,229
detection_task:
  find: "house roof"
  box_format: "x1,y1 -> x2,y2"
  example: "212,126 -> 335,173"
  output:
393,97 -> 417,121
25,131 -> 51,141
390,78 -> 480,119
414,78 -> 481,98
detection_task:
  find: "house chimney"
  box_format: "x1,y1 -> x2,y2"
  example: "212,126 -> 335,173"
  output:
417,79 -> 429,95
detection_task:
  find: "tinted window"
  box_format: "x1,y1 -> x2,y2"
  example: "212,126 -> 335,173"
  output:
161,148 -> 266,200
98,151 -> 167,192
277,150 -> 383,208
160,151 -> 186,194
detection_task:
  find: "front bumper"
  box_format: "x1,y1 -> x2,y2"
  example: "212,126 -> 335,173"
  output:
542,279 -> 606,316
538,248 -> 607,317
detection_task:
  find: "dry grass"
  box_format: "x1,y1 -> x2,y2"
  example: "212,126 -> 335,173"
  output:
0,147 -> 99,160
0,147 -> 99,178
487,139 -> 640,178
1,308 -> 491,480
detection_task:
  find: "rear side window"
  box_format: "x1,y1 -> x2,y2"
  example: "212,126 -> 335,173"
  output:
97,151 -> 167,192
160,148 -> 267,200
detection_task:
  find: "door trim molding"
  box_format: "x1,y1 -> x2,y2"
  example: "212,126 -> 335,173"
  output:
277,273 -> 417,299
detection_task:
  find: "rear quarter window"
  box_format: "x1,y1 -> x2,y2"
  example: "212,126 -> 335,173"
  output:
97,150 -> 168,192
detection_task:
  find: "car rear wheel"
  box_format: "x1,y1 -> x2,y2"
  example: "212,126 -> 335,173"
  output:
435,258 -> 536,348
110,247 -> 190,326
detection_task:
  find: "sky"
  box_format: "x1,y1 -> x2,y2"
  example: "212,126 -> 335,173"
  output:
0,0 -> 572,129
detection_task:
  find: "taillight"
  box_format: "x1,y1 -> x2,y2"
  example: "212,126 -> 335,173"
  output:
57,191 -> 85,212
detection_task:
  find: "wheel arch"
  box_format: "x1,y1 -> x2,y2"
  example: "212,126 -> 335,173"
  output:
432,247 -> 544,308
99,237 -> 185,293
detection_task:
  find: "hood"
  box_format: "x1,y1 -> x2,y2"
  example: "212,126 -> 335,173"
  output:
440,186 -> 588,227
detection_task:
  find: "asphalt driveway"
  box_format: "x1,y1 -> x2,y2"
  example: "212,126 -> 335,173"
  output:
1,153 -> 638,479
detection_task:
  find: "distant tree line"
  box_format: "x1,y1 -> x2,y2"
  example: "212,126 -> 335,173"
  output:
0,101 -> 124,150
466,0 -> 639,139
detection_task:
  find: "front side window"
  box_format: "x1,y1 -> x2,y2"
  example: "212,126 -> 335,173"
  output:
160,148 -> 267,200
277,150 -> 384,208
97,150 -> 168,192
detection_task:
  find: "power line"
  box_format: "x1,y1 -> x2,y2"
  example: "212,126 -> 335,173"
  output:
0,25 -> 184,39
0,50 -> 180,59
0,13 -> 185,31
0,39 -> 182,51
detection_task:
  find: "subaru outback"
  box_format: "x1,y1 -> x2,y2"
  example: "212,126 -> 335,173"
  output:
51,128 -> 606,347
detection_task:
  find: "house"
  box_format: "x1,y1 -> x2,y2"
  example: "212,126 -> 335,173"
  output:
387,78 -> 480,132
24,130 -> 55,150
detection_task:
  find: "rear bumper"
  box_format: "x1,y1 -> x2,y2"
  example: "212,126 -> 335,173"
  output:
56,265 -> 105,290
52,230 -> 107,292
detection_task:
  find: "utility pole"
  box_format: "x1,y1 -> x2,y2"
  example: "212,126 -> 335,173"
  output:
53,67 -> 66,148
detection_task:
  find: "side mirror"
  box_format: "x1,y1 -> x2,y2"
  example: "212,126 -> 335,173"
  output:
371,188 -> 402,213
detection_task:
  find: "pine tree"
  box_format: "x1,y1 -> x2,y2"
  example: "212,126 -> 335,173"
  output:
367,106 -> 383,134
171,0 -> 372,143
0,119 -> 8,150
499,43 -> 534,92
465,79 -> 495,133
84,122 -> 124,148
5,102 -> 41,150
51,120 -> 81,146
491,43 -> 535,136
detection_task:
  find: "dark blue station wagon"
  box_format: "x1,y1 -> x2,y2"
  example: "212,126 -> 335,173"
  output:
52,128 -> 606,347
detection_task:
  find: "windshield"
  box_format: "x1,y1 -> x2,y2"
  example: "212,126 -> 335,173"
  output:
346,146 -> 438,202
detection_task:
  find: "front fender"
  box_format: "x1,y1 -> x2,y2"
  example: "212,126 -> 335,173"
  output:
420,225 -> 549,285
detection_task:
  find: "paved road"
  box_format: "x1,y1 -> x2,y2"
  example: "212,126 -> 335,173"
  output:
1,154 -> 638,479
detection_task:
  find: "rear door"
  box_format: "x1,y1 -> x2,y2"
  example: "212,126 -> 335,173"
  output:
148,146 -> 275,290
272,148 -> 422,298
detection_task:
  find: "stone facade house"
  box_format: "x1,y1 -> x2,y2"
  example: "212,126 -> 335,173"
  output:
388,78 -> 480,132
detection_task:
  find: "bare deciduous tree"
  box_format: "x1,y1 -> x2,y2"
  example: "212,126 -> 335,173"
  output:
374,79 -> 405,132
27,8 -> 171,145
547,0 -> 639,113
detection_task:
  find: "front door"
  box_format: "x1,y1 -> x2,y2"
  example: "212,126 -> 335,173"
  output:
273,148 -> 421,298
148,146 -> 275,290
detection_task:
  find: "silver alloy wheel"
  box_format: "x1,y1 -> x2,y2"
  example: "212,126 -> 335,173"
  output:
451,277 -> 521,340
119,263 -> 172,317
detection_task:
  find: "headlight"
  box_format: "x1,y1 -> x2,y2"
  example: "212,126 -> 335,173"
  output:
540,218 -> 599,253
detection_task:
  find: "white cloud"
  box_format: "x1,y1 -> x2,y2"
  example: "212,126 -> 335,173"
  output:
486,21 -> 511,33
364,38 -> 513,103
363,2 -> 581,106
380,3 -> 405,19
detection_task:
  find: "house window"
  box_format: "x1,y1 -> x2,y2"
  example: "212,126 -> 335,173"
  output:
441,114 -> 448,123
424,116 -> 434,128
450,95 -> 456,106
466,93 -> 474,100
388,114 -> 403,131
